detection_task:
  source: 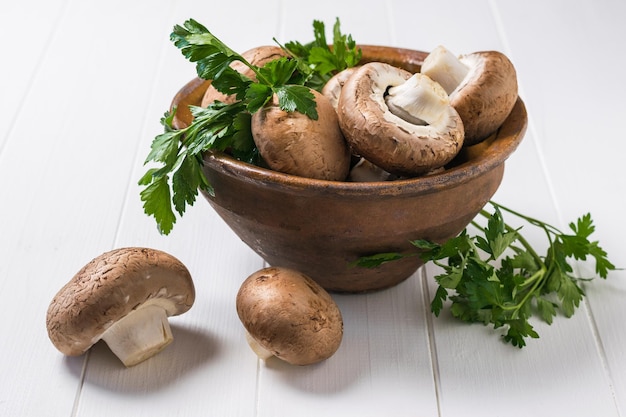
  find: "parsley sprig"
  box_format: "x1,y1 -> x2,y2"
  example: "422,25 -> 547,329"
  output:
356,201 -> 617,347
138,103 -> 252,234
281,18 -> 362,91
139,18 -> 360,234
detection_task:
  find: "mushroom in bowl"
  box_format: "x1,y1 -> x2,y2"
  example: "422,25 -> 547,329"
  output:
421,45 -> 518,145
337,62 -> 465,176
252,88 -> 351,181
201,45 -> 288,107
171,45 -> 527,293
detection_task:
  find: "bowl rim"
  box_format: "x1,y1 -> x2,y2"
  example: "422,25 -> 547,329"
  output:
172,45 -> 528,197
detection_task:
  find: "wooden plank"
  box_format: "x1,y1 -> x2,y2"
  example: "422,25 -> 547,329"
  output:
389,0 -> 504,52
392,0 -> 620,416
0,0 -> 69,150
0,0 -> 121,414
249,3 -> 438,415
495,0 -> 626,413
0,0 -> 183,415
71,0 -> 279,415
255,273 -> 439,417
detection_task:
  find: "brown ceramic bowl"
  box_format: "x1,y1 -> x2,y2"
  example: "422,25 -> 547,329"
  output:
171,45 -> 528,292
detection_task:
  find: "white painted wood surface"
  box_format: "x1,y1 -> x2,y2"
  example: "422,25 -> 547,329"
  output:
1,1 -> 625,416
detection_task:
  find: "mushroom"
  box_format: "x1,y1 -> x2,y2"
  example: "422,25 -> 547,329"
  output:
236,266 -> 343,366
322,67 -> 398,182
337,62 -> 464,176
251,88 -> 351,181
321,66 -> 359,109
420,45 -> 518,145
201,45 -> 288,107
347,157 -> 396,182
46,247 -> 195,367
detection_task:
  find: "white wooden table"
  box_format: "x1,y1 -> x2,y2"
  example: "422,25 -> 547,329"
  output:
2,1 -> 625,416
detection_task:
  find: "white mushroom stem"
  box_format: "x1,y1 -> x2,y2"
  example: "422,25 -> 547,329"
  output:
244,331 -> 274,361
384,73 -> 452,126
420,45 -> 470,95
100,304 -> 173,367
348,158 -> 394,182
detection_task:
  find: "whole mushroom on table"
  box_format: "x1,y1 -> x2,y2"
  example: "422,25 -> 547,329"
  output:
236,266 -> 344,366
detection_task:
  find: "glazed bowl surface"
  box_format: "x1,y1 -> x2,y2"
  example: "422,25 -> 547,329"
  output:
171,45 -> 528,292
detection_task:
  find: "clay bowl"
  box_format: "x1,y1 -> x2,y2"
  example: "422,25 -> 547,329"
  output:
171,45 -> 528,293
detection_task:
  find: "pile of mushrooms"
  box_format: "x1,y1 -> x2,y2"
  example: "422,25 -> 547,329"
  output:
46,247 -> 195,367
247,44 -> 517,181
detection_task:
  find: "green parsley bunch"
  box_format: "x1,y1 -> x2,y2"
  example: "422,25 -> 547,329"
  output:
139,18 -> 360,234
357,201 -> 617,347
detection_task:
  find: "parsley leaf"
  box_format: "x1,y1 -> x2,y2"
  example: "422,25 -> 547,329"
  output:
139,173 -> 177,235
349,252 -> 411,269
139,18 -> 360,234
283,18 -> 362,91
418,202 -> 617,347
355,201 -> 618,348
275,85 -> 318,119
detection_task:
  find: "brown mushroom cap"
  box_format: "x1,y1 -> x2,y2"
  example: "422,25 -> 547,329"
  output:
46,247 -> 195,357
434,50 -> 518,146
201,45 -> 288,107
337,62 -> 465,176
236,267 -> 343,366
251,89 -> 351,181
321,66 -> 359,109
421,50 -> 518,146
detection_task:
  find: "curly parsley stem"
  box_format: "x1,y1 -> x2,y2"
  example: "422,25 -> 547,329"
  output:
358,200 -> 616,347
472,207 -> 550,319
503,268 -> 547,318
489,201 -> 563,237
476,207 -> 545,264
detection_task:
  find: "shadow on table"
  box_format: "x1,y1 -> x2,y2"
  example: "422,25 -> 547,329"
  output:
262,354 -> 362,396
63,323 -> 218,393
